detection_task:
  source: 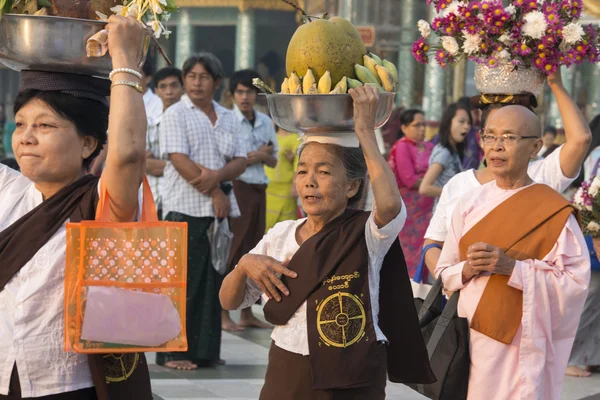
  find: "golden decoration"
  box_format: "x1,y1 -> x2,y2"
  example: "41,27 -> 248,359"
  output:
104,353 -> 139,383
316,292 -> 366,348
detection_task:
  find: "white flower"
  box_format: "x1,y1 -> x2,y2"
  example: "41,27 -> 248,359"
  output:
498,50 -> 511,60
499,33 -> 513,45
96,11 -> 108,21
590,176 -> 600,196
417,19 -> 431,39
440,1 -> 462,17
522,11 -> 548,40
588,221 -> 600,232
441,36 -> 460,56
563,22 -> 584,45
462,32 -> 481,55
110,3 -> 139,18
505,5 -> 516,15
149,0 -> 168,14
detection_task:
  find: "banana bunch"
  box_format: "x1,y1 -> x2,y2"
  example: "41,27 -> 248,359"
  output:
353,53 -> 398,93
280,68 -> 349,94
277,53 -> 398,95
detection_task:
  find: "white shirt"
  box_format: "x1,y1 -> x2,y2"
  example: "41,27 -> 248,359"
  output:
0,165 -> 93,397
159,96 -> 246,218
143,89 -> 163,126
424,145 -> 576,242
234,106 -> 278,185
144,101 -> 163,209
238,201 -> 407,355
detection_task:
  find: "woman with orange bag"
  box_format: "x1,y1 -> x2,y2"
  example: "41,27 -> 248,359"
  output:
0,16 -> 152,400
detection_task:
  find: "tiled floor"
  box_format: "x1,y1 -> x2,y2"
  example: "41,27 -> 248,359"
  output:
148,307 -> 600,400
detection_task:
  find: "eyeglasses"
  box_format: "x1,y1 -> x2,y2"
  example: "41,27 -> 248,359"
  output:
480,133 -> 539,146
409,122 -> 426,128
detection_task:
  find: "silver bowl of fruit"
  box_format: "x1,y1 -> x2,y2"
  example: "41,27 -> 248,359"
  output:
0,14 -> 147,76
263,92 -> 396,133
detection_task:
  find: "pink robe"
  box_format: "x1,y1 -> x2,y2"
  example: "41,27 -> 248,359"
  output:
435,182 -> 590,400
388,138 -> 434,276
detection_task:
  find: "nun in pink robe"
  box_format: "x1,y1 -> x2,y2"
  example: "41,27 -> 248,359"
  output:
435,104 -> 591,400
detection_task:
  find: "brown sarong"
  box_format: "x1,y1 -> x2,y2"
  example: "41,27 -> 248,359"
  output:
260,342 -> 387,400
227,180 -> 267,272
459,184 -> 575,344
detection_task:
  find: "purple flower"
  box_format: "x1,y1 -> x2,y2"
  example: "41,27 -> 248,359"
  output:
412,38 -> 430,64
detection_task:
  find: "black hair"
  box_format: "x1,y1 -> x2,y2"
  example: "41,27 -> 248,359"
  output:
456,96 -> 472,111
399,108 -> 424,126
230,69 -> 261,94
182,52 -> 224,81
142,57 -> 154,78
14,90 -> 108,170
438,103 -> 471,160
543,126 -> 557,136
154,67 -> 183,87
298,143 -> 367,209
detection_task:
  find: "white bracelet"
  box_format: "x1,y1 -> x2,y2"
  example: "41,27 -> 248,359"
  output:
109,68 -> 142,81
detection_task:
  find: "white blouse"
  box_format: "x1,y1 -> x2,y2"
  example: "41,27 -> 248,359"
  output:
0,165 -> 94,397
238,201 -> 407,355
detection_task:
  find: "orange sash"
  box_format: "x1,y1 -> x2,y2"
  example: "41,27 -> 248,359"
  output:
458,184 -> 575,344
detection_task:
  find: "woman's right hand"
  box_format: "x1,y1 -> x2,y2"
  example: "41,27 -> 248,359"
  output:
238,254 -> 297,302
105,15 -> 148,67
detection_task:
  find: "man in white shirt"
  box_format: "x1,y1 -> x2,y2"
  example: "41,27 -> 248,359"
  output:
222,69 -> 278,332
157,53 -> 247,370
145,67 -> 184,218
423,72 -> 592,274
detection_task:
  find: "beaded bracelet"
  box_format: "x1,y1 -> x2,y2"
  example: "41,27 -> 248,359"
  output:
109,68 -> 142,81
111,80 -> 144,94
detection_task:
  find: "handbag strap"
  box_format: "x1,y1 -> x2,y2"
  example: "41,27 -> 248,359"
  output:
417,277 -> 444,320
425,291 -> 460,357
414,243 -> 442,283
96,176 -> 158,222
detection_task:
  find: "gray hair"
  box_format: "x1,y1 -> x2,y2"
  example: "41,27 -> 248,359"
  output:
182,52 -> 224,81
299,143 -> 367,208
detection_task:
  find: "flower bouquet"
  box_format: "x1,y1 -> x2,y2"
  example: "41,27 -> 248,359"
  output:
573,176 -> 600,237
412,0 -> 600,94
573,176 -> 600,270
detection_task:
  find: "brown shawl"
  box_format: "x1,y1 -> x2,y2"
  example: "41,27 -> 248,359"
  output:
0,175 -> 152,400
458,184 -> 575,344
263,209 -> 435,390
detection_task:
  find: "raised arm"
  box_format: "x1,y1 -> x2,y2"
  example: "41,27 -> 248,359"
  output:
549,70 -> 592,178
419,163 -> 444,197
350,85 -> 402,227
101,17 -> 148,222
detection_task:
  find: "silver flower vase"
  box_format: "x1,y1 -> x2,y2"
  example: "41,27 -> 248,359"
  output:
474,62 -> 546,96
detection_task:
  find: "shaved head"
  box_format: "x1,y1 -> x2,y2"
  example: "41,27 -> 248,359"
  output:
485,105 -> 541,138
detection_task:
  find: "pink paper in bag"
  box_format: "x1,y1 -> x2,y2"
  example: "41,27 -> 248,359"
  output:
81,286 -> 181,347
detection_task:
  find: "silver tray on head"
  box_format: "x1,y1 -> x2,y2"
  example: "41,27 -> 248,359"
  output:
263,92 -> 396,133
0,14 -> 146,76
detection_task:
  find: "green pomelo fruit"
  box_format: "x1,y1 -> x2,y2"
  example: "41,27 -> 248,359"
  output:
286,16 -> 367,87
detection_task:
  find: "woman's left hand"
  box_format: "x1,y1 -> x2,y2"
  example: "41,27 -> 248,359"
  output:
105,15 -> 148,67
466,243 -> 516,276
349,85 -> 379,134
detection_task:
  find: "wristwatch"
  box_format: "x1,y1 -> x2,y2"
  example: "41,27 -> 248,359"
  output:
220,182 -> 233,195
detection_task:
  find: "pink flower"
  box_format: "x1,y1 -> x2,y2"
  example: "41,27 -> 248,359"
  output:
513,41 -> 533,57
412,38 -> 430,64
435,49 -> 454,68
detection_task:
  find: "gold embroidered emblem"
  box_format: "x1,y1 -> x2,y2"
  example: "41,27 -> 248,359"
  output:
103,353 -> 139,382
316,292 -> 366,348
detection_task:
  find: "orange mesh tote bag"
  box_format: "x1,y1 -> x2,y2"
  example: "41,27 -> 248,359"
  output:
64,178 -> 188,353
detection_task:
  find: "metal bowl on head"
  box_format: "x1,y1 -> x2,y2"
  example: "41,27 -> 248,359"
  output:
0,14 -> 147,77
263,92 -> 396,133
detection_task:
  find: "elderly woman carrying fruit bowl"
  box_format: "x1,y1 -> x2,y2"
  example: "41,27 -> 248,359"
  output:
220,85 -> 434,399
0,16 -> 152,400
